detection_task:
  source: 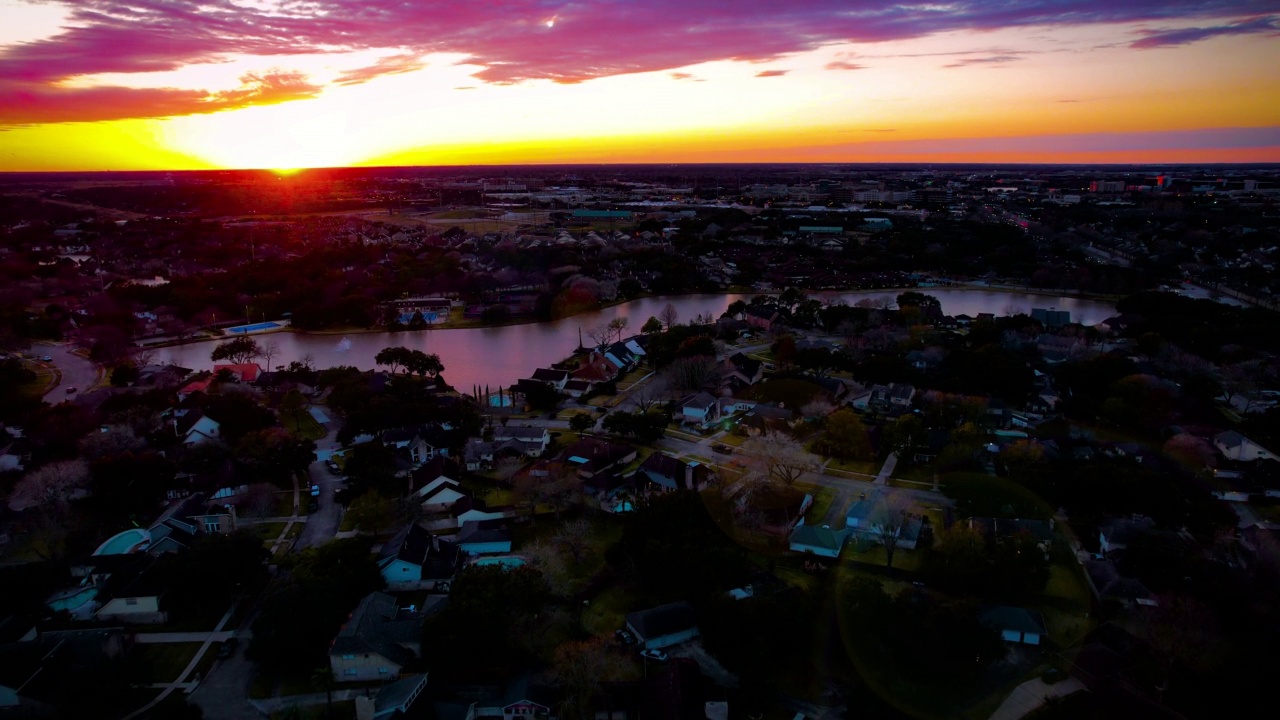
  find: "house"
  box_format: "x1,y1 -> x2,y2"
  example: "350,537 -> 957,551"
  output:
603,342 -> 638,371
531,368 -> 570,391
638,454 -> 709,492
354,673 -> 429,720
1214,430 -> 1275,462
462,438 -> 528,472
723,353 -> 763,386
382,426 -> 444,469
411,460 -> 468,513
492,425 -> 551,456
746,486 -> 813,536
144,493 -> 238,556
211,363 -> 263,383
378,524 -> 462,590
329,592 -> 422,682
844,495 -> 923,550
572,352 -> 620,383
1083,560 -> 1156,608
740,403 -> 794,434
1098,516 -> 1156,554
789,525 -> 848,558
95,559 -> 169,624
467,675 -> 553,720
561,437 -> 637,478
451,496 -> 513,526
457,520 -> 513,556
0,437 -> 30,472
847,383 -> 914,415
176,411 -> 221,446
177,377 -> 212,401
563,379 -> 595,398
744,306 -> 780,331
625,602 -> 700,650
679,392 -> 721,427
981,606 -> 1048,645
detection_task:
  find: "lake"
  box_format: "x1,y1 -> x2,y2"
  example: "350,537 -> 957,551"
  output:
152,289 -> 1115,392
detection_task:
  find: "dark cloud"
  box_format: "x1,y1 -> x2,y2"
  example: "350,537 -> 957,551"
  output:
1130,15 -> 1278,48
1,1 -> 1274,122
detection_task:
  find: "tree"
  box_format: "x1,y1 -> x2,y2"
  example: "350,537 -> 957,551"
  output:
210,336 -> 262,364
725,299 -> 747,318
236,428 -> 317,485
550,638 -> 630,720
772,335 -> 797,371
374,346 -> 413,374
814,408 -> 872,460
641,316 -> 663,334
407,311 -> 428,331
740,432 -> 820,488
663,355 -> 719,393
884,414 -> 927,459
405,350 -> 444,379
869,493 -> 913,568
607,317 -> 629,343
659,303 -> 679,330
110,363 -> 139,386
8,459 -> 90,512
554,518 -> 594,563
569,413 -> 594,435
260,339 -> 281,371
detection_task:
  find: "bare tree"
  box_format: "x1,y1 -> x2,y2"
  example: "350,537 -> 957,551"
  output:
260,339 -> 281,371
607,317 -> 629,343
659,303 -> 679,331
800,397 -> 836,421
525,540 -> 575,596
78,426 -> 146,460
740,432 -> 820,489
869,493 -> 914,569
630,387 -> 661,413
585,324 -> 612,349
130,346 -> 159,368
9,460 -> 90,513
554,518 -> 594,563
663,355 -> 719,393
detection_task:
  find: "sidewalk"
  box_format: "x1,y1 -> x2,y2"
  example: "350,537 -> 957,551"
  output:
989,678 -> 1085,720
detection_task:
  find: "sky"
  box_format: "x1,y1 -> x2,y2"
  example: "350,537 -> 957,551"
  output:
0,0 -> 1278,171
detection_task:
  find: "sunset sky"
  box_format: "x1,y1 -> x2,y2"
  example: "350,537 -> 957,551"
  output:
1,0 -> 1278,170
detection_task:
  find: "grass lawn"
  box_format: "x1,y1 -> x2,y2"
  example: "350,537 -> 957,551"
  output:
278,672 -> 318,696
132,642 -> 202,683
1040,606 -> 1093,648
796,483 -> 836,523
1043,564 -> 1090,605
281,411 -> 326,440
276,492 -> 296,517
719,432 -> 747,446
251,522 -> 288,543
581,585 -> 631,638
893,462 -> 938,484
745,378 -> 826,408
19,361 -> 56,397
826,457 -> 879,476
843,540 -> 924,572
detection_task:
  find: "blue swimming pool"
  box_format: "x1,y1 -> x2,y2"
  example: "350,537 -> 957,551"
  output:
93,528 -> 151,555
227,321 -> 281,334
47,586 -> 98,613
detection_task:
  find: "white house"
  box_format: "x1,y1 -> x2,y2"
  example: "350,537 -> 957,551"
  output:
680,392 -> 721,427
177,412 -> 221,446
492,425 -> 551,456
412,474 -> 467,514
1214,430 -> 1275,462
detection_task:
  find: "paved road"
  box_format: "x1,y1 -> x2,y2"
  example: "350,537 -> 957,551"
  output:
123,604 -> 238,720
188,614 -> 261,720
33,341 -> 102,397
296,412 -> 346,549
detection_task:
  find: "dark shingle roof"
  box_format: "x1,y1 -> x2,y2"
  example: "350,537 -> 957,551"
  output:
625,602 -> 697,640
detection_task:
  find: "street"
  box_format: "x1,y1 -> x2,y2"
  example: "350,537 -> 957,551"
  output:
33,341 -> 102,397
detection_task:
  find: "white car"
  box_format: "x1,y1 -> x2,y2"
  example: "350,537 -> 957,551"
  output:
639,649 -> 668,662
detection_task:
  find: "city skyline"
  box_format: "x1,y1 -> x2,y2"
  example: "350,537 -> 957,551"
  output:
1,0 -> 1278,171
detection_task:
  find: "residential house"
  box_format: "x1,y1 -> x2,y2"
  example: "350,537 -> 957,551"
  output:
176,377 -> 212,401
382,425 -> 448,472
466,675 -> 553,720
451,496 -> 513,526
411,460 -> 468,514
789,525 -> 848,558
980,606 -> 1048,645
176,411 -> 221,446
847,383 -> 915,415
723,353 -> 763,387
1083,560 -> 1156,608
354,674 -> 429,720
457,520 -> 513,556
378,524 -> 462,590
744,306 -> 780,331
211,363 -> 263,383
329,592 -> 422,682
845,495 -> 924,550
563,379 -> 595,398
492,425 -> 551,456
603,342 -> 638,371
530,368 -> 571,391
561,437 -> 637,478
95,559 -> 169,624
1214,430 -> 1275,462
679,392 -> 721,427
638,454 -> 709,492
572,352 -> 619,383
1098,516 -> 1156,554
462,438 -> 528,472
625,602 -> 700,651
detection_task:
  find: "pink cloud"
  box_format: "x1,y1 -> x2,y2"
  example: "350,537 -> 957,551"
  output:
334,54 -> 425,85
944,55 -> 1025,68
824,60 -> 866,70
0,1 -> 1275,123
755,69 -> 789,77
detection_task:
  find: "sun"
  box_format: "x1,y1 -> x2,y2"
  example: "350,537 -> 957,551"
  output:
270,167 -> 304,176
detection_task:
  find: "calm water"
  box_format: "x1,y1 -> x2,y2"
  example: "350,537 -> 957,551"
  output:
153,290 -> 1114,391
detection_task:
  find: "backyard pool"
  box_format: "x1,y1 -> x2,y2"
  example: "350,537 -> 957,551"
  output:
488,394 -> 513,408
46,586 -> 98,613
93,528 -> 151,555
226,321 -> 282,334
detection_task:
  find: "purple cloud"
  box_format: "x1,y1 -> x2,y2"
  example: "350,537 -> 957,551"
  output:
334,54 -> 425,85
944,55 -> 1025,68
1130,15 -> 1279,48
755,69 -> 790,77
1,1 -> 1277,123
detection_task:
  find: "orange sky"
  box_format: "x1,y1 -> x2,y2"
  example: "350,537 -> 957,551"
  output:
1,1 -> 1278,170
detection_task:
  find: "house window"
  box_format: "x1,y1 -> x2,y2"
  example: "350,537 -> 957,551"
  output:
205,520 -> 220,532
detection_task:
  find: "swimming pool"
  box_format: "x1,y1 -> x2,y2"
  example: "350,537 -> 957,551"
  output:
47,586 -> 98,613
488,394 -> 513,408
227,321 -> 281,334
93,528 -> 151,555
472,556 -> 526,570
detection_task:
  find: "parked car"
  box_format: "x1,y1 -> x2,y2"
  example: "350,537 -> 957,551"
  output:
639,649 -> 668,662
40,355 -> 53,362
310,484 -> 321,497
65,386 -> 77,394
325,460 -> 341,474
614,629 -> 637,646
712,444 -> 731,454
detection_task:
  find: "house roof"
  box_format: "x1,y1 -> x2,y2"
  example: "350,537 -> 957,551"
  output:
373,674 -> 428,717
790,525 -> 845,552
1214,430 -> 1248,449
496,425 -> 548,442
459,520 -> 512,545
531,368 -> 570,383
728,353 -> 761,378
626,602 -> 697,640
330,592 -> 420,666
563,379 -> 594,392
1099,516 -> 1156,545
212,363 -> 262,382
681,392 -> 718,411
